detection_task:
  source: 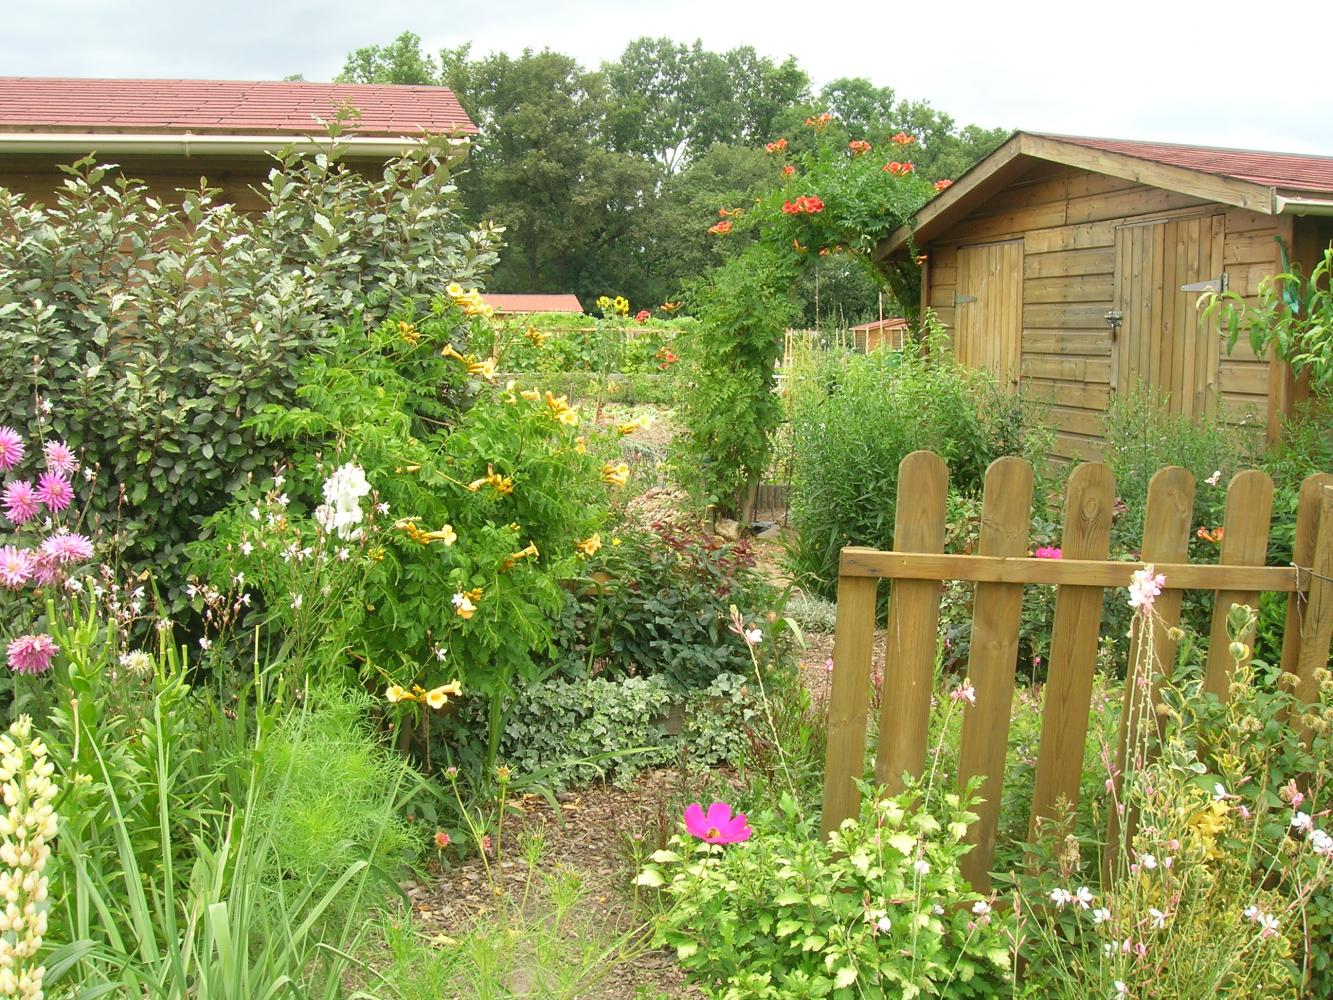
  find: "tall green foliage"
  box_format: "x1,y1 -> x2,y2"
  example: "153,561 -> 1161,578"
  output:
675,247 -> 799,514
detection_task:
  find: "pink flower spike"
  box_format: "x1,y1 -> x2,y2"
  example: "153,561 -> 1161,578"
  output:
2,480 -> 41,525
7,633 -> 59,675
43,439 -> 77,477
0,427 -> 24,472
0,546 -> 34,589
684,801 -> 753,844
35,472 -> 73,513
1033,546 -> 1062,559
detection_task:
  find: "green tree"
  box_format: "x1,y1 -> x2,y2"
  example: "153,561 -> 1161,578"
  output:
336,30 -> 442,86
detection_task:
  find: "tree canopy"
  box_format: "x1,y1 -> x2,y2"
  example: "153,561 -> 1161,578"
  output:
335,32 -> 1007,324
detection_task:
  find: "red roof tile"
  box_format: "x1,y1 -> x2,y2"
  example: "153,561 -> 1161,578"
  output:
1036,133 -> 1333,195
0,77 -> 476,137
484,294 -> 584,315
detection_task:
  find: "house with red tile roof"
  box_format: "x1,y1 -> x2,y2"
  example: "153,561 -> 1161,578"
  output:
0,77 -> 476,208
483,294 -> 585,315
879,132 -> 1333,457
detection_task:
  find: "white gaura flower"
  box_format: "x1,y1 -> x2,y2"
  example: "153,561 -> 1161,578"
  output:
321,463 -> 372,540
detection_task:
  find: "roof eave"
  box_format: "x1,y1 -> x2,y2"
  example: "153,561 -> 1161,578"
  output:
875,131 -> 1282,260
0,131 -> 471,158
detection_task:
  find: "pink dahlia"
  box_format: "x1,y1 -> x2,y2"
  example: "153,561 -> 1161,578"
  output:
43,439 -> 77,477
0,546 -> 34,589
2,480 -> 41,525
29,550 -> 62,587
0,427 -> 24,472
1034,546 -> 1063,559
40,530 -> 94,565
35,472 -> 73,512
7,633 -> 59,675
684,801 -> 753,845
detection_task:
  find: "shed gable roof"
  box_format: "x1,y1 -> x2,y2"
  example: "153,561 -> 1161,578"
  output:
0,77 -> 477,137
878,131 -> 1333,259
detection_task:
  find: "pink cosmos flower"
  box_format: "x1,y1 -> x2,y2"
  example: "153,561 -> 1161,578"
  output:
0,427 -> 24,472
1127,565 -> 1166,615
40,530 -> 94,565
43,439 -> 77,477
684,801 -> 753,844
2,480 -> 41,525
35,472 -> 73,512
7,633 -> 59,675
0,546 -> 34,589
1033,546 -> 1062,559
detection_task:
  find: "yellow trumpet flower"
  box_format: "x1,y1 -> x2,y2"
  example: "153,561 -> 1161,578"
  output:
425,680 -> 463,709
452,593 -> 477,619
574,534 -> 602,558
601,461 -> 630,488
386,684 -> 409,703
466,465 -> 514,496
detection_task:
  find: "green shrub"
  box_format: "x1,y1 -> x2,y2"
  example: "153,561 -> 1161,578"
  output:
637,786 -> 1013,997
0,136 -> 500,610
553,521 -> 788,693
496,671 -> 757,789
785,341 -> 1049,599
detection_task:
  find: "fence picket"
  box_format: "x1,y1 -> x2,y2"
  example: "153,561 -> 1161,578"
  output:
1106,466 -> 1195,869
875,451 -> 949,794
1203,470 -> 1274,699
1292,485 -> 1333,742
957,457 -> 1033,889
820,575 -> 880,837
1279,474 -> 1333,684
1029,463 -> 1115,839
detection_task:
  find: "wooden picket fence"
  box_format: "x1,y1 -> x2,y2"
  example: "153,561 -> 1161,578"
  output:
820,450 -> 1333,890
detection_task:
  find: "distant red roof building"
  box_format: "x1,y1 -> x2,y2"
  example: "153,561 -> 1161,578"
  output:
0,77 -> 476,137
484,294 -> 584,315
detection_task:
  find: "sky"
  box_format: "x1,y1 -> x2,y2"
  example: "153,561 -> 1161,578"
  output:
4,0 -> 1331,155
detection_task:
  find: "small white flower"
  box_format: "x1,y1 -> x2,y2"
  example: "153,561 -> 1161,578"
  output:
1205,469 -> 1222,486
451,593 -> 465,607
275,493 -> 290,507
249,506 -> 261,521
198,636 -> 212,651
1138,852 -> 1158,870
376,501 -> 390,515
1213,783 -> 1228,800
1243,904 -> 1261,920
743,627 -> 763,645
1257,912 -> 1280,938
1092,906 -> 1111,925
39,397 -> 52,414
1050,888 -> 1074,908
291,594 -> 303,610
1114,982 -> 1128,997
337,547 -> 350,561
273,474 -> 285,489
1074,886 -> 1094,909
971,900 -> 991,916
876,916 -> 891,933
1292,811 -> 1313,832
434,645 -> 448,661
1310,829 -> 1333,857
240,541 -> 254,556
913,859 -> 930,876
1148,907 -> 1166,930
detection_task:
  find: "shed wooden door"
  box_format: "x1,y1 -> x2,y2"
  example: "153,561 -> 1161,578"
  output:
955,240 -> 1023,390
1112,215 -> 1225,417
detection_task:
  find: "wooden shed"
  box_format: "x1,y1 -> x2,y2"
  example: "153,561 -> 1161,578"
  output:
878,132 -> 1333,460
0,77 -> 476,210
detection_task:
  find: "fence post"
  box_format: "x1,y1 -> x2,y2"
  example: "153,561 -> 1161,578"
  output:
1105,466 -> 1195,872
1292,483 -> 1333,743
1029,463 -> 1115,840
820,572 -> 879,838
1279,474 -> 1333,686
957,457 -> 1033,890
875,451 -> 948,793
1203,470 -> 1274,699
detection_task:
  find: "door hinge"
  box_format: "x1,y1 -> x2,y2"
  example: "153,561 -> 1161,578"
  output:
1180,274 -> 1228,293
953,292 -> 978,306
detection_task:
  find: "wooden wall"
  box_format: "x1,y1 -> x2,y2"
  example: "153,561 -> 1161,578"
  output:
923,162 -> 1288,461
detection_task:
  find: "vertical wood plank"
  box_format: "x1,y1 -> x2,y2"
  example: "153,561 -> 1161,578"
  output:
1206,214 -> 1226,419
821,574 -> 880,837
1203,469 -> 1275,699
957,457 -> 1033,889
1279,473 -> 1333,680
1112,227 -> 1128,396
1292,485 -> 1333,743
1029,462 -> 1116,838
876,451 -> 949,794
1106,466 -> 1196,865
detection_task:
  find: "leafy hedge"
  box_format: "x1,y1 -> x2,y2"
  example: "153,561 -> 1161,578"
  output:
0,137 -> 500,607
